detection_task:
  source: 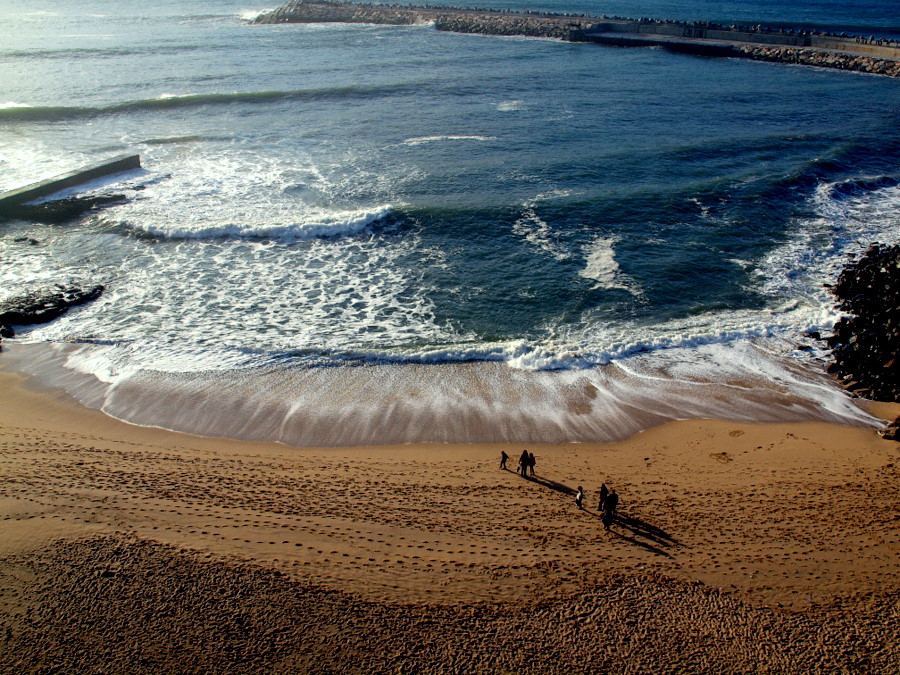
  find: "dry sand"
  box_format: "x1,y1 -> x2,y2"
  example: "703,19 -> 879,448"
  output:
1,367 -> 899,673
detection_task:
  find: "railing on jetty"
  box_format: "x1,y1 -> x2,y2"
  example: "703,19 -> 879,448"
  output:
253,1 -> 900,77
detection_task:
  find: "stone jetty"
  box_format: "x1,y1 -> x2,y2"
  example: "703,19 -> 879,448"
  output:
254,1 -> 900,78
255,1 -> 597,39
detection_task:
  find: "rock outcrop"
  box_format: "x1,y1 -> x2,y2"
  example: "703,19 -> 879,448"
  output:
8,194 -> 129,224
826,243 -> 900,402
0,284 -> 105,336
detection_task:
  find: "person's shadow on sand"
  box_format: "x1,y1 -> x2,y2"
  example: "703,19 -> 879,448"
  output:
516,471 -> 679,558
599,512 -> 680,558
526,474 -> 576,496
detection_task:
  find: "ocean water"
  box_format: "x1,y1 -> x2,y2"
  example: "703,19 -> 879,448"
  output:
1,0 -> 899,445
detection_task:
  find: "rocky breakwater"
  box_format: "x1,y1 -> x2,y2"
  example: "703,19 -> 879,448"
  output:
825,243 -> 900,437
256,2 -> 900,78
737,45 -> 900,77
254,1 -> 597,39
432,13 -> 593,40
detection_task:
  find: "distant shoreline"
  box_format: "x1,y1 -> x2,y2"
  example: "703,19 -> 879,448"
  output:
254,1 -> 900,77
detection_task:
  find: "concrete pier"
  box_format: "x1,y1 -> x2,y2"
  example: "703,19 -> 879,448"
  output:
254,2 -> 900,77
0,154 -> 141,216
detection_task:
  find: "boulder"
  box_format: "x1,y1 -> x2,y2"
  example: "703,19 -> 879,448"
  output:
0,284 -> 105,327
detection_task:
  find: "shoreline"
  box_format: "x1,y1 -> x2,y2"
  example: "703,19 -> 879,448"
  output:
0,340 -> 881,447
2,364 -> 899,670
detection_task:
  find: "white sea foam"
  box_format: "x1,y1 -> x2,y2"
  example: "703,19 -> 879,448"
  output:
756,179 -> 900,316
496,100 -> 525,112
133,205 -> 393,241
104,147 -> 407,241
239,9 -> 272,22
402,135 -> 495,146
512,189 -> 572,261
155,92 -> 199,100
9,339 -> 876,448
578,236 -> 641,295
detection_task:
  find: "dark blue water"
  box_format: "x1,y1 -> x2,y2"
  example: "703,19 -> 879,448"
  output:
1,0 -> 898,444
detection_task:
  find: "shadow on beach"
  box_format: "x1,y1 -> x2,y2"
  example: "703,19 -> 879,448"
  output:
515,471 -> 679,558
605,513 -> 680,559
522,473 -> 576,496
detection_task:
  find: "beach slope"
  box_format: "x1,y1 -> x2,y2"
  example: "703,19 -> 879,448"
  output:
1,370 -> 898,672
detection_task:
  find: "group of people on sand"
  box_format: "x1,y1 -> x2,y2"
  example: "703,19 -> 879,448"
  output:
499,449 -> 536,477
501,450 -> 619,530
578,483 -> 619,529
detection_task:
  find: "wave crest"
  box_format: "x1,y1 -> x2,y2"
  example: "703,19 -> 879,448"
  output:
129,205 -> 394,241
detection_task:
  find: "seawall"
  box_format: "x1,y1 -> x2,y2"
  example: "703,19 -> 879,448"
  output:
254,1 -> 900,77
0,154 -> 141,217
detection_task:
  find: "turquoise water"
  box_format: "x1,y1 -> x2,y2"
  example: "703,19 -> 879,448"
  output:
1,0 -> 899,444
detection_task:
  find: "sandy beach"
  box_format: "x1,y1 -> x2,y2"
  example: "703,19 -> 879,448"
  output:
1,363 -> 898,673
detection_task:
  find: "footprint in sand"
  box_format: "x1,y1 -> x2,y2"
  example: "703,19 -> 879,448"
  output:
711,452 -> 733,463
729,430 -> 744,437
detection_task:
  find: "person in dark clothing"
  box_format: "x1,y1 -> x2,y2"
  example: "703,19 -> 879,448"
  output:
598,483 -> 609,512
606,489 -> 619,514
500,450 -> 509,470
528,452 -> 536,477
602,489 -> 618,530
519,449 -> 530,477
575,486 -> 584,509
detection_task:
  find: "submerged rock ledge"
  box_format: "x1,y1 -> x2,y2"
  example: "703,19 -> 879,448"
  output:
254,1 -> 900,77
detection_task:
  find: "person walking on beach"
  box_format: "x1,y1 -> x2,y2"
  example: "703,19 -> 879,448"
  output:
602,489 -> 618,530
598,483 -> 609,512
575,486 -> 584,509
519,449 -> 530,478
528,452 -> 536,477
500,450 -> 509,470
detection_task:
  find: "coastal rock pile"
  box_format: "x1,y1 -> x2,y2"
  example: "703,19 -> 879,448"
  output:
738,45 -> 900,77
826,243 -> 900,401
255,1 -> 593,38
433,14 -> 588,39
0,283 -> 104,337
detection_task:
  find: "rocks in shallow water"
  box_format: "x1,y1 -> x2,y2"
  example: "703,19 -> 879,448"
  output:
826,243 -> 900,402
0,284 -> 105,333
7,194 -> 127,224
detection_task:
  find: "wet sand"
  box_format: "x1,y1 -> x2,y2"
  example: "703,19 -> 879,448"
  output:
1,367 -> 899,672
